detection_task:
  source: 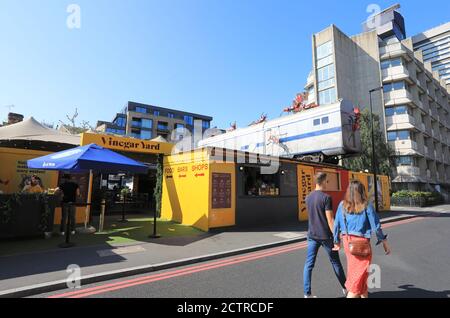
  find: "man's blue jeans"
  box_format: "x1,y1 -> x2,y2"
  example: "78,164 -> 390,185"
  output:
303,237 -> 346,296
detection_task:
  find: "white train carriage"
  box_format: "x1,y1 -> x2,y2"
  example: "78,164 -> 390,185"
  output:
198,99 -> 361,161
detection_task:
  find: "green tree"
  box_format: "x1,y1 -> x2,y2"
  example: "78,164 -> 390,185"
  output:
343,108 -> 395,177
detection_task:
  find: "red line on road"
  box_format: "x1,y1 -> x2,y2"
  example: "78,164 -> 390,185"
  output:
48,241 -> 308,298
48,215 -> 425,298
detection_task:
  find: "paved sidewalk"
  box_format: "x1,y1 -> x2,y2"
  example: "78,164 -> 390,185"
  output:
0,208 -> 442,297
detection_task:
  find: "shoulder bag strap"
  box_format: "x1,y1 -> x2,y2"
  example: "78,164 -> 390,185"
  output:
342,207 -> 351,244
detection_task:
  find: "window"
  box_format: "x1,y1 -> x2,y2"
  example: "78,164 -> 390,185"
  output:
130,129 -> 141,139
140,130 -> 152,140
313,118 -> 321,126
153,110 -> 160,116
168,113 -> 174,118
387,131 -> 397,141
316,41 -> 333,60
398,130 -> 410,140
175,123 -> 185,130
202,120 -> 210,129
243,166 -> 280,197
135,107 -> 147,114
384,81 -> 406,92
396,106 -> 408,115
142,118 -> 153,129
318,87 -> 337,105
157,122 -> 169,131
113,116 -> 126,127
317,55 -> 334,68
385,107 -> 395,116
322,116 -> 329,124
184,115 -> 194,126
381,58 -> 402,69
396,156 -> 413,166
317,64 -> 335,82
131,118 -> 142,128
385,105 -> 408,116
388,130 -> 411,141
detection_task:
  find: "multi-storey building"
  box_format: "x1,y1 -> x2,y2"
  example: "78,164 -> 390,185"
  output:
96,101 -> 213,143
413,22 -> 450,88
304,5 -> 450,198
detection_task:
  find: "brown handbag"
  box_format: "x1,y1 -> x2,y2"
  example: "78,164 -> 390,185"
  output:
343,208 -> 372,257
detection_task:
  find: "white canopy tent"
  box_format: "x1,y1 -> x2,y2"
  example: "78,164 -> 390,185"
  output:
0,117 -> 80,145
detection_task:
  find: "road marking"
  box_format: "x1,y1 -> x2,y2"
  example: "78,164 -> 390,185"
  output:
48,215 -> 425,298
273,232 -> 306,239
49,242 -> 308,298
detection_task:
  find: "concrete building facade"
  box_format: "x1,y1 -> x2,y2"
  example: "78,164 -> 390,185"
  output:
304,6 -> 450,198
96,101 -> 213,143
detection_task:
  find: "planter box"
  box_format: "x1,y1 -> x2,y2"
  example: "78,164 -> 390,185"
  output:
0,194 -> 58,239
390,196 -> 443,207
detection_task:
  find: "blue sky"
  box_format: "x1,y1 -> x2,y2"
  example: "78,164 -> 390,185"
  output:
1,0 -> 449,130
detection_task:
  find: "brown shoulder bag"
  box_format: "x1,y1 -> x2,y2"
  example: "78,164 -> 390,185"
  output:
343,208 -> 372,257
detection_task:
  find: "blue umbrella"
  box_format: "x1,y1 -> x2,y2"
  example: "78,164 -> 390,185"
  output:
26,143 -> 150,246
27,143 -> 149,174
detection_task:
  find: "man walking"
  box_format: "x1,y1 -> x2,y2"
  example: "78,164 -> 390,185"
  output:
303,172 -> 346,298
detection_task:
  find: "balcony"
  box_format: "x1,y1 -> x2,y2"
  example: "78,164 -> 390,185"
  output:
389,140 -> 418,155
157,124 -> 170,132
131,120 -> 142,128
305,71 -> 314,88
396,166 -> 421,177
384,89 -> 413,106
379,43 -> 411,60
382,66 -> 412,84
385,114 -> 415,131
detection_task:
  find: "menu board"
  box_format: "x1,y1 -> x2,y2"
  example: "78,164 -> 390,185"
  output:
212,173 -> 231,209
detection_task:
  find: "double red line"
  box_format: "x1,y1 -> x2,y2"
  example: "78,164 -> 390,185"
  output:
49,241 -> 309,298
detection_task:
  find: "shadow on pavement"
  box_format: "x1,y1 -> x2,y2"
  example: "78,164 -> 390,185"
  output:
370,284 -> 450,298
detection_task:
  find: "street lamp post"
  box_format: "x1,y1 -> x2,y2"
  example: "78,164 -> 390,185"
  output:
369,87 -> 383,212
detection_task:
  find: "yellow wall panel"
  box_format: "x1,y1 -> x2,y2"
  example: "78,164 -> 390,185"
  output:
161,152 -> 210,231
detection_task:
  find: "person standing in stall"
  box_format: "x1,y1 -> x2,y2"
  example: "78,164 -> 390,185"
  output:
56,174 -> 80,236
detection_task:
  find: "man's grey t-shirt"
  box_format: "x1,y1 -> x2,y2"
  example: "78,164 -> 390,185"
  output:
306,190 -> 333,240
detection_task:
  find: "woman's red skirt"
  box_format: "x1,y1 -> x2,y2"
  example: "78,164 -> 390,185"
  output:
343,235 -> 372,295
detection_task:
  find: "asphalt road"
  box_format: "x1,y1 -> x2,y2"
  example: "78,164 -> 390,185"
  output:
35,213 -> 450,298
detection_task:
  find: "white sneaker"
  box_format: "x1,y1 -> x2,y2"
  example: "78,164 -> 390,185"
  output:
60,232 -> 65,236
342,289 -> 348,297
304,295 -> 317,298
71,231 -> 76,235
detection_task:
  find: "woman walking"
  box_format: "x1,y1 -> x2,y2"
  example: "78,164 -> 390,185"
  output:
333,180 -> 391,298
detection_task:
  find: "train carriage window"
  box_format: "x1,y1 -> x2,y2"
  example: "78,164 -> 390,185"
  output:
313,119 -> 321,126
322,116 -> 329,124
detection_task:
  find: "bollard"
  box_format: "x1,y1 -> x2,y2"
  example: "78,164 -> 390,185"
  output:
99,199 -> 106,232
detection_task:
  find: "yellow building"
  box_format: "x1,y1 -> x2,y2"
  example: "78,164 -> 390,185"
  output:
162,148 -> 392,232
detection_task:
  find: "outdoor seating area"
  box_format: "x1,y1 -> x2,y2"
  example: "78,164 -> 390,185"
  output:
0,214 -> 204,256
